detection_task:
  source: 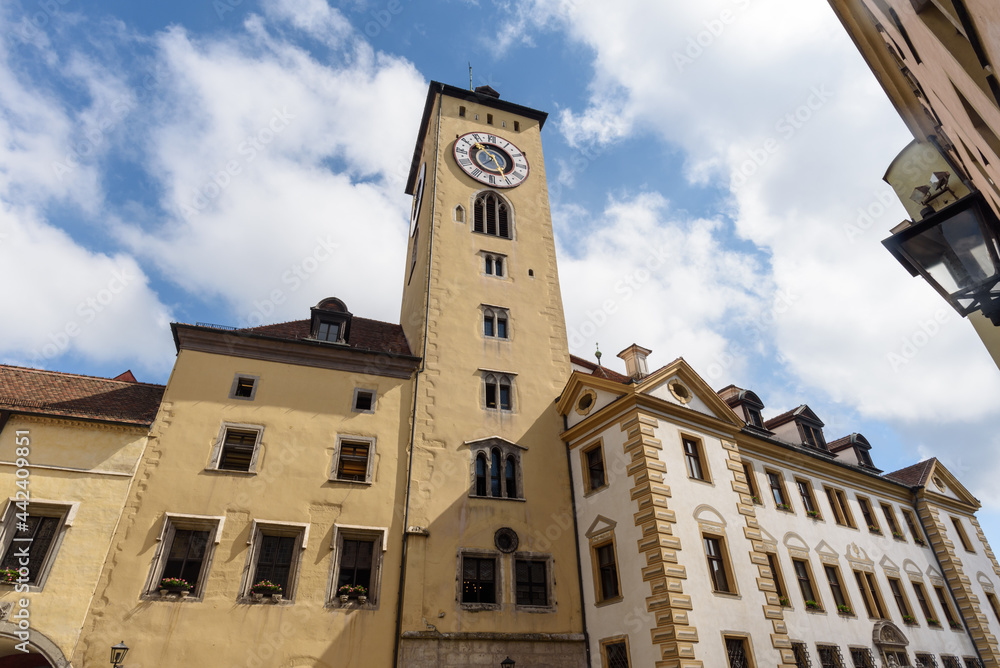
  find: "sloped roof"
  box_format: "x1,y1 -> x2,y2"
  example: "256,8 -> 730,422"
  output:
763,404 -> 824,429
569,355 -> 631,383
0,365 -> 164,426
239,316 -> 412,356
884,459 -> 937,487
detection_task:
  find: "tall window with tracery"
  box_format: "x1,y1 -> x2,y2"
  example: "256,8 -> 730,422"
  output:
473,191 -> 511,238
472,446 -> 521,499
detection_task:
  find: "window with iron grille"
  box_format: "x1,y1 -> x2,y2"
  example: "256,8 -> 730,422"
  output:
817,644 -> 843,668
515,559 -> 548,607
942,657 -> 962,668
963,658 -> 983,668
725,637 -> 751,668
849,648 -> 875,668
914,654 -> 938,667
604,640 -> 629,668
462,555 -> 497,604
216,426 -> 261,471
793,642 -> 811,668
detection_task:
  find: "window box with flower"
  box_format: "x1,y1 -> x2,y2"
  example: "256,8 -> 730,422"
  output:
337,584 -> 368,604
250,580 -> 283,601
0,568 -> 18,585
837,605 -> 853,615
158,577 -> 192,596
805,600 -> 820,610
902,614 -> 917,625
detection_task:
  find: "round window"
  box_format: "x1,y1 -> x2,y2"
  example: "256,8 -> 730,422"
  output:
494,527 -> 519,553
669,381 -> 692,404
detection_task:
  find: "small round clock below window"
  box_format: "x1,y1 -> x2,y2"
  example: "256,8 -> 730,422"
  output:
494,528 -> 519,554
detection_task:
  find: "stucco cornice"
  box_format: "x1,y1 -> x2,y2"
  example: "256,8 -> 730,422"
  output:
173,324 -> 420,379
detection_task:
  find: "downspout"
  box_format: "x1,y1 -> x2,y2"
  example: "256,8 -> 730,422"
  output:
393,83 -> 444,668
912,488 -> 986,667
564,413 -> 592,668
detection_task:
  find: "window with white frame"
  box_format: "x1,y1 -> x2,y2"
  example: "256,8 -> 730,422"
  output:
471,440 -> 522,500
146,514 -> 223,598
331,436 -> 376,483
483,306 -> 510,339
330,526 -> 385,605
242,521 -> 307,601
482,372 -> 514,411
212,424 -> 264,472
0,501 -> 74,589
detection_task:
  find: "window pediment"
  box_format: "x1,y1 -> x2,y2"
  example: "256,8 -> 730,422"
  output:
464,436 -> 526,451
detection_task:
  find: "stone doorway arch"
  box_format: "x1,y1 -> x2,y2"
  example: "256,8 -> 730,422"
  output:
0,622 -> 69,668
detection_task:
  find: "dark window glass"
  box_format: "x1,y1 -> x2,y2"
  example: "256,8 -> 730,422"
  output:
485,378 -> 497,408
605,641 -> 629,668
354,391 -> 373,411
252,534 -> 295,593
515,559 -> 547,606
825,566 -> 847,608
850,648 -> 876,668
586,447 -> 606,490
935,586 -> 958,625
767,554 -> 785,599
161,529 -> 210,588
462,556 -> 496,604
858,497 -> 877,530
0,515 -> 60,584
913,582 -> 934,619
219,428 -> 258,471
495,257 -> 503,276
746,407 -> 763,428
485,256 -> 494,274
888,578 -> 912,618
818,645 -> 843,668
337,539 -> 374,594
793,559 -> 815,603
490,449 -> 502,497
504,456 -> 517,498
798,480 -> 816,513
317,321 -> 341,342
496,314 -> 507,338
768,472 -> 787,506
903,511 -> 922,541
596,543 -> 619,600
704,537 -> 731,593
793,642 -> 810,668
474,453 -> 487,496
234,377 -> 255,398
499,379 -> 511,410
684,438 -> 705,480
881,504 -> 901,535
484,313 -> 494,337
726,638 -> 749,668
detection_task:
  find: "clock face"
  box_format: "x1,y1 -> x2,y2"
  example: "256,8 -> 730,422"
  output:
410,161 -> 426,237
453,132 -> 529,188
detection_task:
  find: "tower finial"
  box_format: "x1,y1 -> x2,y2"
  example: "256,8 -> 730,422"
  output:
595,343 -> 602,366
469,62 -> 473,91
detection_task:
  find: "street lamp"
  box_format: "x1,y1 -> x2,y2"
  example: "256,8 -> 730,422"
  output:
883,191 -> 1000,324
110,641 -> 129,667
500,658 -> 515,668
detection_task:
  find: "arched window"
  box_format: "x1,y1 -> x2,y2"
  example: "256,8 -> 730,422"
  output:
483,252 -> 505,278
491,448 -> 502,497
473,192 -> 511,238
475,453 -> 488,497
469,439 -> 522,500
454,205 -> 465,223
483,307 -> 509,339
505,456 -> 517,498
483,372 -> 514,411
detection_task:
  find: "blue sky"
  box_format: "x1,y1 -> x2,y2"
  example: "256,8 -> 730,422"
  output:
2,0 -> 999,540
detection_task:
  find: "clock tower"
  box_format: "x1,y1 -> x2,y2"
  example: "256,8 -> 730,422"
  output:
397,82 -> 586,666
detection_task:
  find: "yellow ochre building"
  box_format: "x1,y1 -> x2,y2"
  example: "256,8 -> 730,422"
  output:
0,82 -> 998,668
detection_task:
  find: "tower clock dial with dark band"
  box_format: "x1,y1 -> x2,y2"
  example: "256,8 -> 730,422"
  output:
453,132 -> 529,188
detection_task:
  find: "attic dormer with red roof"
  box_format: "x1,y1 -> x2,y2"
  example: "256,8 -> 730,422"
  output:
718,384 -> 769,432
310,297 -> 353,344
763,404 -> 831,454
827,432 -> 881,472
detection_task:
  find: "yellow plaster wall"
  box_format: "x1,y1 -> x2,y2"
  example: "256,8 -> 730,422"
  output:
75,349 -> 414,667
0,415 -> 148,661
399,90 -> 582,639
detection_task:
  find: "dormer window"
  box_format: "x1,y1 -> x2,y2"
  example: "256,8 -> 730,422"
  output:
801,423 -> 825,449
858,448 -> 874,468
745,406 -> 764,428
310,298 -> 352,344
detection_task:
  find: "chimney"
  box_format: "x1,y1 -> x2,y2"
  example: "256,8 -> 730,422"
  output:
617,344 -> 652,380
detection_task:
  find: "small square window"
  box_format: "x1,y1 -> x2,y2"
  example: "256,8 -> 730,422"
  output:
513,121 -> 520,131
230,374 -> 258,400
461,554 -> 498,605
332,436 -> 375,483
317,321 -> 342,342
487,113 -> 493,125
352,388 -> 376,413
213,425 -> 263,472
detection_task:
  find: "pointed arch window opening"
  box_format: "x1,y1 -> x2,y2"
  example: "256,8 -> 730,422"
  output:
470,441 -> 523,500
473,192 -> 511,239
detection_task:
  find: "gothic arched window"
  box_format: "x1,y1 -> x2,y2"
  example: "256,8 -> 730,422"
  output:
475,453 -> 488,497
473,192 -> 511,238
469,438 -> 523,500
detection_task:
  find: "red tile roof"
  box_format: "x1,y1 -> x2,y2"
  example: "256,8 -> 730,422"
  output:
0,365 -> 164,426
884,459 -> 937,487
240,317 -> 413,356
570,355 -> 631,383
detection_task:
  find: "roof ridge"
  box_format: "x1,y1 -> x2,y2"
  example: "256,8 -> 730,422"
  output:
0,364 -> 164,388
